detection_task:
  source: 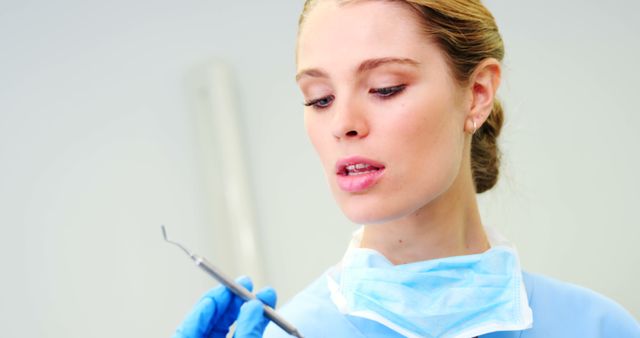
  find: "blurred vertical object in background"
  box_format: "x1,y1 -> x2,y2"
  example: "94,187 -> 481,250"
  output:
187,59 -> 265,287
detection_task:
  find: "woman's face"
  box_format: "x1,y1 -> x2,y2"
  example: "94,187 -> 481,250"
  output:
296,0 -> 470,224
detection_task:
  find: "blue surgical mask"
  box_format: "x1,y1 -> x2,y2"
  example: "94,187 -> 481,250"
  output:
327,228 -> 533,338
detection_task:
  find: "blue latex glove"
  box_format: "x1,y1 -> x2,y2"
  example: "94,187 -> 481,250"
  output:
174,276 -> 277,338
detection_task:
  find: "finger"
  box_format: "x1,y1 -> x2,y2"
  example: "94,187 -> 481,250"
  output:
256,287 -> 277,309
233,287 -> 278,338
233,300 -> 267,338
175,285 -> 230,338
209,276 -> 254,335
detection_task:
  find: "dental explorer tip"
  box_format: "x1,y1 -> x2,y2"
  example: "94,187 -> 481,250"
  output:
161,224 -> 195,258
161,224 -> 168,241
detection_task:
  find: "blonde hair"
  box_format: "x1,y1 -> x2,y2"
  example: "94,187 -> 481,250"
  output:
298,0 -> 505,194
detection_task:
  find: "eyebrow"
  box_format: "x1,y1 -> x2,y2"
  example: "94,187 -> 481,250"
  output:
295,57 -> 420,82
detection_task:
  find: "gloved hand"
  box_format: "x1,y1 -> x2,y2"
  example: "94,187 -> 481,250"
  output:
174,276 -> 277,338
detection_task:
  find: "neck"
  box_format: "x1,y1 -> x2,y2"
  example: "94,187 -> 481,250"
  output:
360,156 -> 490,265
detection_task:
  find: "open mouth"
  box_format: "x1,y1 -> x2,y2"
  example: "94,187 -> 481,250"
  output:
335,156 -> 386,193
339,163 -> 383,176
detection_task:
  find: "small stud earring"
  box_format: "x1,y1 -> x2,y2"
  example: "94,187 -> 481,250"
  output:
473,120 -> 477,134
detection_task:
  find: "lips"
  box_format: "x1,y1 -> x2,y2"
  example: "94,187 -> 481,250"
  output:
335,156 -> 386,193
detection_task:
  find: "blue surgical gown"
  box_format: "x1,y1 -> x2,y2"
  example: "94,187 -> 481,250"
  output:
264,271 -> 640,337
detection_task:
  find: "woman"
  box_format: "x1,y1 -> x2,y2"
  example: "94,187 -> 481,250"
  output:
174,0 -> 640,337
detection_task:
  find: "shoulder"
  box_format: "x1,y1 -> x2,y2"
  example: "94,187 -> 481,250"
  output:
263,272 -> 359,338
263,271 -> 402,338
520,271 -> 640,337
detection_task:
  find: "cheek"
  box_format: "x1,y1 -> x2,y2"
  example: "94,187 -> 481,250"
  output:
383,91 -> 465,191
304,113 -> 333,170
389,92 -> 459,150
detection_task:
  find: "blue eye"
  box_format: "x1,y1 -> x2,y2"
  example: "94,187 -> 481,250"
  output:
370,85 -> 407,98
304,95 -> 334,109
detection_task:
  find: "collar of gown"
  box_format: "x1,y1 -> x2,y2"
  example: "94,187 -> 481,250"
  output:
326,225 -> 534,338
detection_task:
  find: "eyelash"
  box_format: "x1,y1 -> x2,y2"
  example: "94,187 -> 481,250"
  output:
369,84 -> 407,97
304,84 -> 407,110
304,95 -> 335,109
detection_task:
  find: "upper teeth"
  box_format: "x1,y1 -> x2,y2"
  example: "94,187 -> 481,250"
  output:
346,163 -> 371,171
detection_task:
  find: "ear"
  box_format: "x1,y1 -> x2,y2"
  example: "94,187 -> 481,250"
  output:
464,58 -> 501,134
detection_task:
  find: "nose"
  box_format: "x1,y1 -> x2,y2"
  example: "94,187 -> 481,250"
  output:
331,98 -> 369,140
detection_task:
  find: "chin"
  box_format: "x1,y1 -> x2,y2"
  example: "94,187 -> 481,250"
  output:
337,194 -> 410,225
332,181 -> 450,225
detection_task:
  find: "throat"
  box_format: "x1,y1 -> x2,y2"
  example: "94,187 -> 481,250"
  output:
360,219 -> 490,265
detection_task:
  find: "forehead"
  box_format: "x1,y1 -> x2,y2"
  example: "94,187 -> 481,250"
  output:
297,0 -> 434,72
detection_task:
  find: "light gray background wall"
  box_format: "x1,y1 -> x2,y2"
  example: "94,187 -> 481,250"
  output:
1,1 -> 638,337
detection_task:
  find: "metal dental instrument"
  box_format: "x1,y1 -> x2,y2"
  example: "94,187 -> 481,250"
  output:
161,225 -> 304,338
